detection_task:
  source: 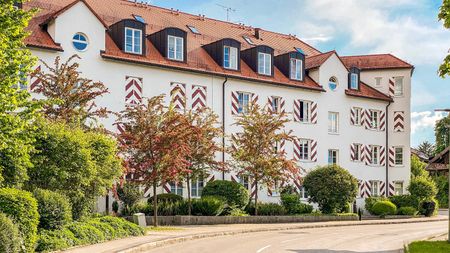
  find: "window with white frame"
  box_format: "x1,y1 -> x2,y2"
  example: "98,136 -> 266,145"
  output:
258,52 -> 271,75
369,110 -> 380,129
354,107 -> 362,125
298,186 -> 306,199
371,145 -> 380,165
239,176 -> 249,189
328,112 -> 339,133
394,147 -> 404,166
350,73 -> 358,89
328,149 -> 338,165
394,182 -> 404,195
271,96 -> 281,113
298,139 -> 310,161
191,178 -> 204,198
168,35 -> 184,61
237,92 -> 251,114
375,77 -> 382,86
290,58 -> 303,80
298,100 -> 311,123
125,27 -> 142,54
394,76 -> 404,96
371,181 -> 380,197
354,143 -> 362,162
169,182 -> 183,196
270,181 -> 280,197
224,46 -> 238,70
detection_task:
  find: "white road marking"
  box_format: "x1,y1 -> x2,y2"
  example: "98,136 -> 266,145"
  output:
256,245 -> 271,253
281,238 -> 300,244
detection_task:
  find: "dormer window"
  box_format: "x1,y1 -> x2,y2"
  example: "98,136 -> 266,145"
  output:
348,67 -> 360,90
258,52 -> 271,75
168,35 -> 184,61
125,27 -> 142,54
290,58 -> 303,80
224,46 -> 238,70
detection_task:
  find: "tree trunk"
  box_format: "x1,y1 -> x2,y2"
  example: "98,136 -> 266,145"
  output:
254,180 -> 258,216
187,174 -> 192,216
153,182 -> 158,227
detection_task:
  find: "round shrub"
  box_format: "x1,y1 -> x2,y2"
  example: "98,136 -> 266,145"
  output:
388,195 -> 420,209
420,199 -> 438,217
303,165 -> 358,214
257,203 -> 286,216
33,189 -> 72,230
66,222 -> 105,245
364,196 -> 388,215
371,201 -> 397,217
201,180 -> 249,209
0,188 -> 39,253
192,196 -> 225,216
35,228 -> 78,253
147,193 -> 183,204
0,212 -> 21,253
408,176 -> 437,201
397,206 -> 418,216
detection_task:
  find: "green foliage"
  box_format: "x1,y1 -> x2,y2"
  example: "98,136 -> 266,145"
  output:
433,175 -> 449,208
408,176 -> 438,201
0,212 -> 21,253
416,141 -> 435,158
371,201 -> 397,217
280,194 -> 300,214
410,155 -> 429,178
148,193 -> 183,204
192,196 -> 225,216
227,206 -> 249,216
201,180 -> 249,209
27,119 -> 122,219
389,195 -> 420,209
303,165 -> 358,214
33,189 -> 72,230
0,0 -> 40,188
112,200 -> 119,213
397,207 -> 418,216
256,203 -> 286,216
117,183 -> 142,214
438,0 -> 450,77
0,188 -> 39,253
66,222 -> 105,245
85,220 -> 116,240
406,241 -> 450,253
296,203 -> 314,214
153,200 -> 189,216
420,199 -> 438,217
435,117 -> 450,153
97,216 -> 144,237
364,196 -> 388,215
35,229 -> 78,253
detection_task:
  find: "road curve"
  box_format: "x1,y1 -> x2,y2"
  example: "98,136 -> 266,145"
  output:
144,221 -> 447,253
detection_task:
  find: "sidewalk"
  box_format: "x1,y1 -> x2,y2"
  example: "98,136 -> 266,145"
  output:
63,215 -> 448,253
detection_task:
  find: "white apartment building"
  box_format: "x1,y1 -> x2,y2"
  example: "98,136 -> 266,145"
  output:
22,0 -> 412,211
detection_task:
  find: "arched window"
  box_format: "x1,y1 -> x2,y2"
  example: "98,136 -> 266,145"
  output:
72,33 -> 89,51
329,76 -> 338,91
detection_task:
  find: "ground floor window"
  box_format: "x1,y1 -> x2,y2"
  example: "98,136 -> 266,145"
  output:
394,147 -> 404,166
328,149 -> 338,165
371,181 -> 380,197
170,182 -> 183,196
394,181 -> 404,195
191,178 -> 204,198
298,186 -> 306,199
239,176 -> 249,190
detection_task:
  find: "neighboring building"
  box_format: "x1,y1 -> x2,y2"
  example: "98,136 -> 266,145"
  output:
22,0 -> 412,211
411,148 -> 430,163
426,146 -> 449,176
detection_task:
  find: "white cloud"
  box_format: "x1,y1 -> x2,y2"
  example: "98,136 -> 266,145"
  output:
411,111 -> 445,134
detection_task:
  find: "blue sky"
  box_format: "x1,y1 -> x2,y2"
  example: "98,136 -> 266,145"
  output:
148,0 -> 450,147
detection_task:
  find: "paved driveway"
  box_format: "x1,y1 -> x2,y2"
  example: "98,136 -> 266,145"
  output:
145,221 -> 447,253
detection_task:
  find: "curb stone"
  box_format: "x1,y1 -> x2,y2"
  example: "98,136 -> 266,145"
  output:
117,217 -> 448,253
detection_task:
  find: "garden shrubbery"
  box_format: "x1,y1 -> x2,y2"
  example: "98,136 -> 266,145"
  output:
388,195 -> 420,210
192,196 -> 225,216
36,216 -> 144,252
397,206 -> 418,216
371,201 -> 397,217
280,193 -> 313,215
257,203 -> 286,216
33,189 -> 72,230
0,212 -> 21,253
148,193 -> 183,204
201,180 -> 249,209
0,188 -> 39,253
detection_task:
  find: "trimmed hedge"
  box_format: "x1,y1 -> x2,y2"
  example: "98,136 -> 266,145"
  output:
0,212 -> 21,253
202,180 -> 249,209
148,193 -> 183,204
33,189 -> 72,230
397,206 -> 418,216
257,203 -> 286,216
371,200 -> 397,217
192,196 -> 225,216
0,188 -> 39,253
364,196 -> 388,215
36,216 -> 144,252
280,194 -> 313,215
389,195 -> 420,209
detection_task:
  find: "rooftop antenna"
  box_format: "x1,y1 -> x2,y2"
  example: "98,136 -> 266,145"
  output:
216,4 -> 236,22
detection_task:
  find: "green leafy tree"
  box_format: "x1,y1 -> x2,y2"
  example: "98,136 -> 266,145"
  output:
303,165 -> 358,214
0,0 -> 39,187
117,182 -> 142,214
411,154 -> 429,178
27,119 -> 122,219
417,141 -> 435,158
435,116 -> 450,153
438,0 -> 450,77
433,175 -> 449,208
229,104 -> 300,215
408,176 -> 438,202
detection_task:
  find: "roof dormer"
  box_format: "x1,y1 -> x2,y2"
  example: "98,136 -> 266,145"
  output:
241,45 -> 274,76
348,66 -> 360,90
275,51 -> 305,81
203,38 -> 241,71
149,27 -> 187,62
108,19 -> 146,55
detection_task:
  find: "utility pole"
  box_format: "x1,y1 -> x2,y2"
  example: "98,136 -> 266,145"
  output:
216,4 -> 236,22
435,109 -> 450,242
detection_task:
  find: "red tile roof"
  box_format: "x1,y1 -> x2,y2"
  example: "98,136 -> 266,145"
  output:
341,54 -> 413,70
305,51 -> 335,70
345,81 -> 393,102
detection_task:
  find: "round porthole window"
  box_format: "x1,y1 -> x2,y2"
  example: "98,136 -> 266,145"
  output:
329,76 -> 338,91
72,33 -> 89,51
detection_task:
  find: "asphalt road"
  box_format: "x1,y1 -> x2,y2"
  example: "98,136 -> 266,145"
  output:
145,221 -> 447,253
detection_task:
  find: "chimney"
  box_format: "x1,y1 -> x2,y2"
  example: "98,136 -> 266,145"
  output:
255,28 -> 261,39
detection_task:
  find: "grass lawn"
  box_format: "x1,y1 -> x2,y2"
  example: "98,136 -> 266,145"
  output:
406,241 -> 450,253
